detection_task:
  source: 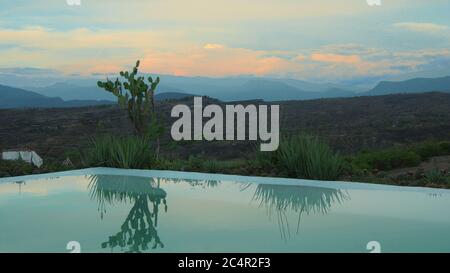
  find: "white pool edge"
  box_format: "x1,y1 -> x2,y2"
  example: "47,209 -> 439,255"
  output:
0,167 -> 449,194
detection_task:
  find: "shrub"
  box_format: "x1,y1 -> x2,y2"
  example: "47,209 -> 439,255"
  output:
413,141 -> 450,160
187,155 -> 204,170
156,159 -> 185,171
84,135 -> 155,169
202,160 -> 220,173
259,134 -> 344,181
349,140 -> 450,173
201,159 -> 246,174
0,159 -> 35,177
351,148 -> 421,171
424,169 -> 449,184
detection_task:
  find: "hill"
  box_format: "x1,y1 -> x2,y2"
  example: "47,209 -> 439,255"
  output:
0,84 -> 65,108
0,84 -> 114,109
30,82 -> 116,101
155,92 -> 197,101
24,77 -> 357,102
367,76 -> 450,95
1,92 -> 449,159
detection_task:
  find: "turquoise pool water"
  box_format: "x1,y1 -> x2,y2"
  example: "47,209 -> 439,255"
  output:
0,168 -> 449,253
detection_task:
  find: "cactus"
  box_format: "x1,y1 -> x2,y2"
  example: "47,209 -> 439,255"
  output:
97,60 -> 163,157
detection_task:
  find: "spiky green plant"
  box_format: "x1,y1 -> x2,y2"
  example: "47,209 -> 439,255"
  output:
84,135 -> 155,169
261,134 -> 344,180
424,168 -> 449,184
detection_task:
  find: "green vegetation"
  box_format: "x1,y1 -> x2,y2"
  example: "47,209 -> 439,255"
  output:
97,60 -> 164,157
2,137 -> 450,188
256,134 -> 345,180
157,157 -> 246,174
349,140 -> 450,172
413,141 -> 450,160
83,135 -> 156,169
2,72 -> 449,189
349,148 -> 421,171
0,159 -> 71,178
0,159 -> 34,177
424,168 -> 449,185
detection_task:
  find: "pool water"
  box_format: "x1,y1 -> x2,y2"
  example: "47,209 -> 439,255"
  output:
0,168 -> 449,253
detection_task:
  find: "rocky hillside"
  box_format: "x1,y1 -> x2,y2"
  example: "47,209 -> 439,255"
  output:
0,92 -> 449,160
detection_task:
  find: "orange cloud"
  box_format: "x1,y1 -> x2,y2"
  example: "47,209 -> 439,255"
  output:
140,45 -> 294,77
203,43 -> 225,50
311,53 -> 361,64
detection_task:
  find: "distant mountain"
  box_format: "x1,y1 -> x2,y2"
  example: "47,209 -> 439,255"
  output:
28,82 -> 195,101
0,84 -> 64,108
30,82 -> 116,101
221,79 -> 308,101
155,92 -> 197,101
61,100 -> 115,108
0,84 -> 114,109
218,79 -> 355,101
367,76 -> 450,95
149,76 -> 357,101
270,78 -> 362,93
25,78 -> 356,102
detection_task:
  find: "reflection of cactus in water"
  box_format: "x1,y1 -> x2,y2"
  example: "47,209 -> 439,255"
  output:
249,184 -> 350,240
88,175 -> 167,253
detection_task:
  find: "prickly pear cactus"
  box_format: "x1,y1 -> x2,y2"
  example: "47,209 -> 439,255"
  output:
97,60 -> 161,137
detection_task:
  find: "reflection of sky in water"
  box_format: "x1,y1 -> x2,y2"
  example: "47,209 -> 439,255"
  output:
0,175 -> 449,253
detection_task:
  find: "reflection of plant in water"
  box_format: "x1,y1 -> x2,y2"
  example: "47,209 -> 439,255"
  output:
88,175 -> 167,253
170,178 -> 221,189
248,183 -> 350,240
427,192 -> 443,198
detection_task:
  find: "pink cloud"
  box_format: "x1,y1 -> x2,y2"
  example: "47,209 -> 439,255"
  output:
311,53 -> 361,64
139,45 -> 293,77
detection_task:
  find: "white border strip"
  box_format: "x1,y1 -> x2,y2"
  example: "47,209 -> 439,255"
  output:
0,167 -> 449,194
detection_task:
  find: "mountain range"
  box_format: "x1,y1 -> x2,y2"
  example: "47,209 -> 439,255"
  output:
0,84 -> 116,109
0,84 -> 196,109
1,75 -> 450,108
22,76 -> 358,102
367,76 -> 450,95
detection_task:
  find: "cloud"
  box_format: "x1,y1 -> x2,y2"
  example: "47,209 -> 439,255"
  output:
394,22 -> 449,34
0,26 -> 182,51
140,45 -> 294,77
311,53 -> 361,64
0,67 -> 61,76
0,26 -> 190,73
203,43 -> 225,50
1,24 -> 450,82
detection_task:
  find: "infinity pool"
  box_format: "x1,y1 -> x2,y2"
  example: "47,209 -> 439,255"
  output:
0,168 -> 449,253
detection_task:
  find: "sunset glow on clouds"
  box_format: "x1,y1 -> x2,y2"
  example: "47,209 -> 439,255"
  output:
0,0 -> 449,82
310,53 -> 361,64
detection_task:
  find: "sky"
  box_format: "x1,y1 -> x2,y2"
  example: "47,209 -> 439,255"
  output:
1,0 -> 450,83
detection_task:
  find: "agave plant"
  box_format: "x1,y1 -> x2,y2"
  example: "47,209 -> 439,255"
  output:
424,168 -> 449,184
84,135 -> 155,169
269,134 -> 345,180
